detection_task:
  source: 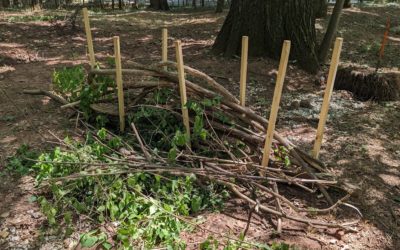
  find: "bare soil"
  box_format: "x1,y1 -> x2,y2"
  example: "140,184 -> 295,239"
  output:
0,5 -> 399,250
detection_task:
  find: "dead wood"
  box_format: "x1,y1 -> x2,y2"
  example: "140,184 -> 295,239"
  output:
27,62 -> 363,233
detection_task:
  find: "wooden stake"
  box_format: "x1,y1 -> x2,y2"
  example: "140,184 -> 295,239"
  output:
312,38 -> 343,159
175,40 -> 191,148
162,28 -> 168,71
82,8 -> 96,68
261,41 -> 291,168
239,36 -> 249,106
113,36 -> 125,132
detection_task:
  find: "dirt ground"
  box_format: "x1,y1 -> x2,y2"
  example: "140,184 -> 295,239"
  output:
0,5 -> 399,250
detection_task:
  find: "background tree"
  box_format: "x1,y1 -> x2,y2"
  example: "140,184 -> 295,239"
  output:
1,0 -> 11,8
149,0 -> 169,10
212,0 -> 320,73
213,0 -> 347,73
318,0 -> 345,63
344,0 -> 352,8
216,0 -> 224,13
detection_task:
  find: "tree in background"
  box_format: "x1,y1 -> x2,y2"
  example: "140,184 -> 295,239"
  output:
1,0 -> 11,8
216,0 -> 224,13
213,0 -> 346,73
213,0 -> 320,73
318,0 -> 345,63
149,0 -> 169,10
314,0 -> 328,18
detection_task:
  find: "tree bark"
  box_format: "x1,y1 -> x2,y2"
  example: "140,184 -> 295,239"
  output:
2,0 -> 11,8
314,0 -> 327,18
216,0 -> 224,13
149,0 -> 169,10
343,0 -> 351,8
318,0 -> 345,63
118,0 -> 122,9
212,0 -> 320,73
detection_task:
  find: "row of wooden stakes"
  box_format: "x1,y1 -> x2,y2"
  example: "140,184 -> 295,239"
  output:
82,8 -> 343,166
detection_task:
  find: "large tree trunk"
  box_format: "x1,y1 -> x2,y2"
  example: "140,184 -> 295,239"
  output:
149,0 -> 169,10
318,0 -> 345,63
215,0 -> 224,13
314,0 -> 328,18
212,0 -> 320,73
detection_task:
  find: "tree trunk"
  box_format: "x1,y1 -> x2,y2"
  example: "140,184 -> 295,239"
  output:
192,0 -> 196,8
343,0 -> 351,8
318,0 -> 345,63
2,0 -> 11,8
112,0 -> 115,9
215,0 -> 224,13
212,0 -> 319,73
149,0 -> 169,10
314,0 -> 327,18
118,0 -> 122,9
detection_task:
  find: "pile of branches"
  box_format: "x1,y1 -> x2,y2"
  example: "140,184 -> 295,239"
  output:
26,61 -> 361,233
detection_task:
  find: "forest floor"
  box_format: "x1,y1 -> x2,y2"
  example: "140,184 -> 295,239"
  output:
0,5 -> 400,250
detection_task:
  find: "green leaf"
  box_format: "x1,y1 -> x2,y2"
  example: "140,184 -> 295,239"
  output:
168,147 -> 178,162
172,130 -> 187,147
149,205 -> 157,215
102,242 -> 113,250
28,195 -> 37,203
81,235 -> 99,248
191,196 -> 202,213
97,205 -> 106,212
97,128 -> 107,140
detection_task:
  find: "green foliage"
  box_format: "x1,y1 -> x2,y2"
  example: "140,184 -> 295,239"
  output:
5,144 -> 38,175
0,115 -> 16,122
52,65 -> 114,121
106,56 -> 116,68
53,66 -> 86,101
358,41 -> 381,55
33,131 -> 227,248
80,230 -> 109,248
273,145 -> 291,168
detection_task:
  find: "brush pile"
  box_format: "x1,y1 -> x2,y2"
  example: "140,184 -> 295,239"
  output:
25,61 -> 361,232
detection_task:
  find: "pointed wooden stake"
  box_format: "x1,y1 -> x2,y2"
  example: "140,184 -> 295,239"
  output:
113,36 -> 125,132
82,8 -> 95,68
162,28 -> 168,71
312,38 -> 343,159
175,40 -> 191,149
261,40 -> 291,169
239,36 -> 249,107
